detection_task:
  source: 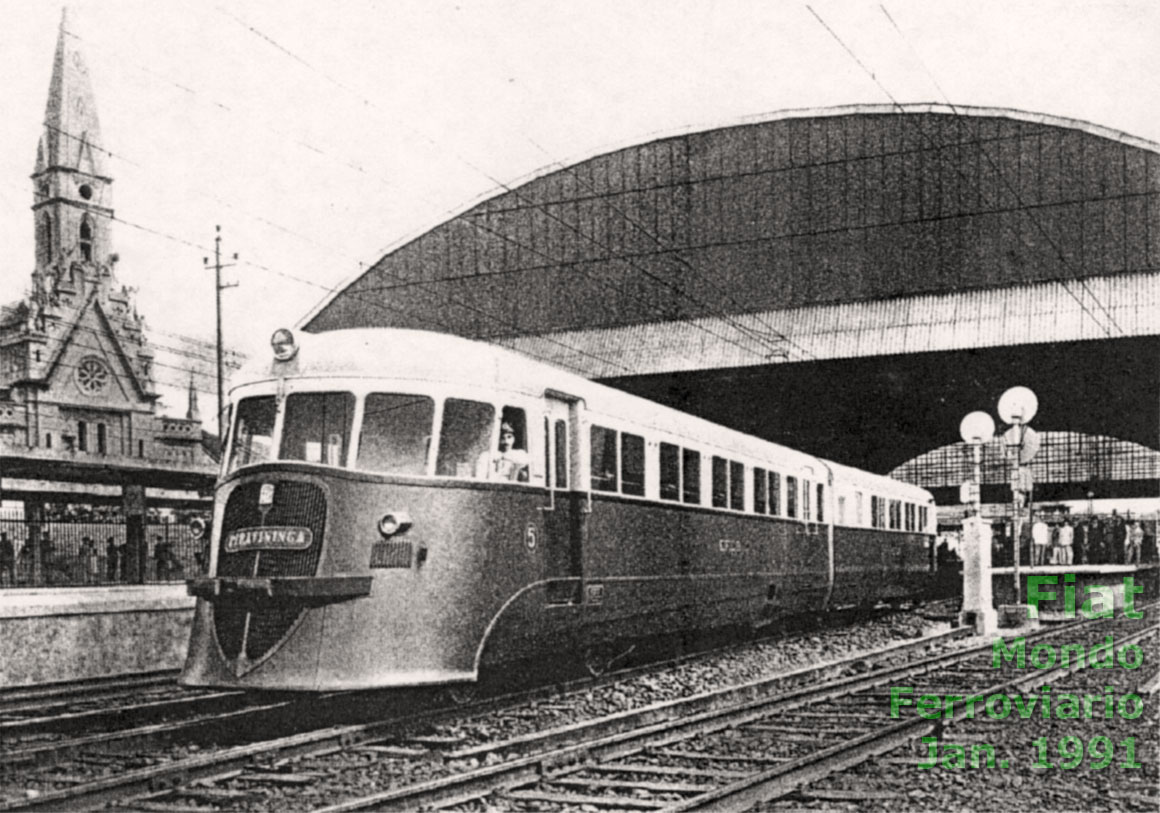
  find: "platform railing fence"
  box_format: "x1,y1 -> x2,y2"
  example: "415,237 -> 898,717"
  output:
0,515 -> 208,589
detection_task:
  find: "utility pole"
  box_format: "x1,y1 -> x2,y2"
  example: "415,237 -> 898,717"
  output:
204,226 -> 238,450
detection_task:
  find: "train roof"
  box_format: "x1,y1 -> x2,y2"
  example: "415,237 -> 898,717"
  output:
239,328 -> 930,501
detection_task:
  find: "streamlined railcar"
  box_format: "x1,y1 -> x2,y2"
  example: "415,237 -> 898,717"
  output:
180,328 -> 937,691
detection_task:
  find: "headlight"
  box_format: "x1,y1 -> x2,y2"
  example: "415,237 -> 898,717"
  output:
271,328 -> 298,361
378,511 -> 412,537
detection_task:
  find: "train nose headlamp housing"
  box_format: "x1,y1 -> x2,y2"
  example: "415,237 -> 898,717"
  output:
378,511 -> 412,538
271,328 -> 299,362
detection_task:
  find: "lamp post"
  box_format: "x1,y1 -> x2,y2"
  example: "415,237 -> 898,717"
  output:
959,411 -> 995,516
998,386 -> 1039,606
958,411 -> 996,634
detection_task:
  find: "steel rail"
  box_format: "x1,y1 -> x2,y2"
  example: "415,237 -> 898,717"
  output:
0,690 -> 245,738
0,670 -> 180,713
663,621 -> 1159,811
311,610 -> 1156,812
1,626 -> 970,811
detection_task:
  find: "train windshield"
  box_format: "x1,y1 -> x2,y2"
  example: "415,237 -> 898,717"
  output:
227,396 -> 277,473
281,392 -> 356,467
357,393 -> 435,475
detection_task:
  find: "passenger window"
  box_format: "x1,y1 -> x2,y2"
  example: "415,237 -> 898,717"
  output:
621,433 -> 645,496
282,392 -> 355,467
682,449 -> 701,504
890,499 -> 901,530
838,495 -> 846,524
554,419 -> 568,488
358,394 -> 434,475
768,471 -> 781,516
786,475 -> 798,518
802,479 -> 812,520
816,483 -> 825,522
436,398 -> 495,477
590,425 -> 618,492
753,467 -> 767,514
228,396 -> 277,473
660,443 -> 680,501
711,456 -> 728,508
729,461 -> 744,511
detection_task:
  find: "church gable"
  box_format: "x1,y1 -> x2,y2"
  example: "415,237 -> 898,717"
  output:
42,300 -> 149,412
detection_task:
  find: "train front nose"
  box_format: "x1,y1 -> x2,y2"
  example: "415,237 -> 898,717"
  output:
182,476 -> 370,686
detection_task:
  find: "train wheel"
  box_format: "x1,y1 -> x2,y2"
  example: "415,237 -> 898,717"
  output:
444,684 -> 479,706
583,645 -> 614,677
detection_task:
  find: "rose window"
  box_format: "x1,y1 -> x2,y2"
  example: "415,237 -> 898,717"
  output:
76,357 -> 109,394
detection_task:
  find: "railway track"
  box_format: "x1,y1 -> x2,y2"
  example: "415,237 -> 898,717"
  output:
0,670 -> 180,718
317,609 -> 1157,812
0,616 -> 968,811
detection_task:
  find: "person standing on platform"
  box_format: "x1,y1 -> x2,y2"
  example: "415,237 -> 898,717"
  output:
1110,511 -> 1127,564
1075,519 -> 1088,564
106,537 -> 119,581
81,537 -> 99,584
1126,521 -> 1143,565
153,536 -> 170,581
1056,518 -> 1075,566
1089,517 -> 1106,564
1031,514 -> 1050,567
0,532 -> 14,586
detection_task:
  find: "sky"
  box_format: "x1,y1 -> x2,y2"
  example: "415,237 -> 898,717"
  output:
1,0 -> 1158,426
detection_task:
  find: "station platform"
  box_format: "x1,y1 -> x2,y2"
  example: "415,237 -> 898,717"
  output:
990,562 -> 1159,621
0,586 -> 195,688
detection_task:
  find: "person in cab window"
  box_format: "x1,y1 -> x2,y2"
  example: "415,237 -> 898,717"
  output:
476,422 -> 530,482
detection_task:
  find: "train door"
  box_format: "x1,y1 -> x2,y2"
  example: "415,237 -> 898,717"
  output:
542,391 -> 584,604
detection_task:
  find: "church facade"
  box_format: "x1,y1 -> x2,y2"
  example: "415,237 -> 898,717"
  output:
0,14 -> 216,501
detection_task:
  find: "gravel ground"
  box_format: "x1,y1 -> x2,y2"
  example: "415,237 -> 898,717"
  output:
415,610 -> 957,747
212,608 -> 962,811
763,624 -> 1159,813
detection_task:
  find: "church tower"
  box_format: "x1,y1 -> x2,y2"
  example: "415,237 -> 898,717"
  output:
0,9 -> 182,456
32,8 -> 113,288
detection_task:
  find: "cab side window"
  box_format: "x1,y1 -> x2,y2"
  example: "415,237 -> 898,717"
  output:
436,399 -> 494,477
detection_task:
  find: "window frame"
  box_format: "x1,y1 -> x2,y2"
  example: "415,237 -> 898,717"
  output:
620,431 -> 646,497
682,448 -> 701,505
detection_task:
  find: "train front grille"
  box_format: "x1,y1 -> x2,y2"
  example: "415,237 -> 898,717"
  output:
213,480 -> 328,668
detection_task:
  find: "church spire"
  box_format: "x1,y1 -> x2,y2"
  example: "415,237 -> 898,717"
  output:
186,373 -> 201,422
37,8 -> 106,178
32,7 -> 114,284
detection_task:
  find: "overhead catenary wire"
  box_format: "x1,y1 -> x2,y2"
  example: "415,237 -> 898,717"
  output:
876,3 -> 1128,337
49,29 -> 756,371
209,7 -> 802,364
806,4 -> 1127,339
34,119 -> 696,377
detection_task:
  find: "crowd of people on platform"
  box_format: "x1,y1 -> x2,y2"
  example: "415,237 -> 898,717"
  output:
992,511 -> 1155,567
0,526 -> 201,588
